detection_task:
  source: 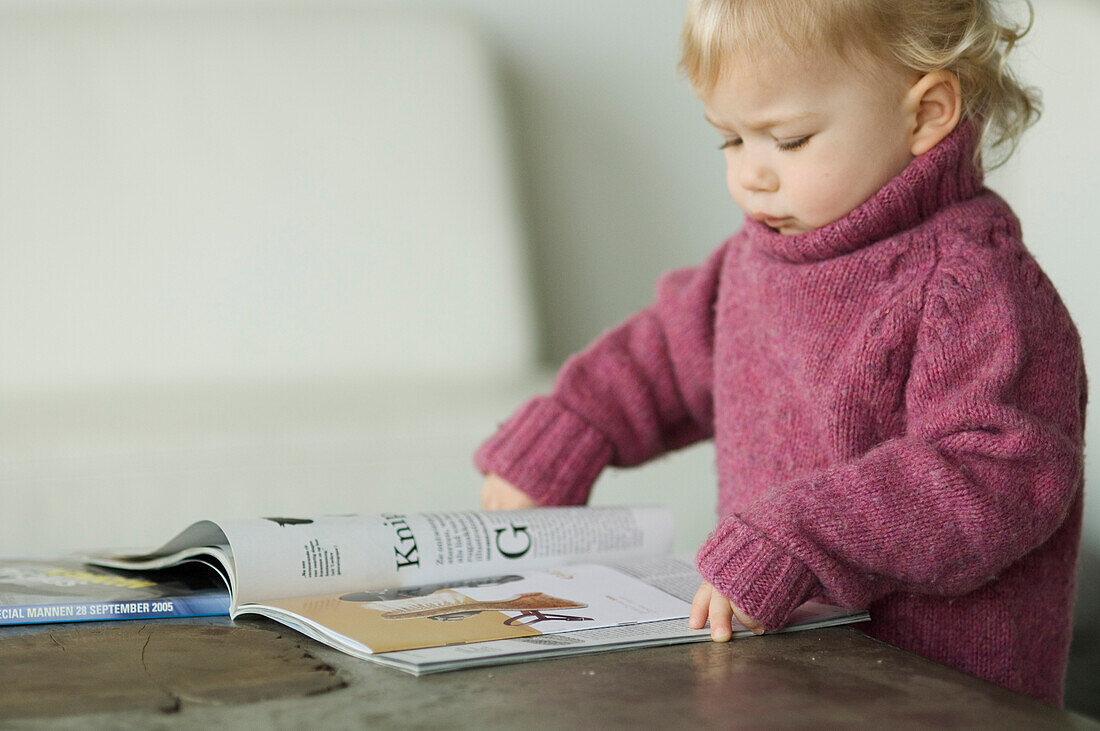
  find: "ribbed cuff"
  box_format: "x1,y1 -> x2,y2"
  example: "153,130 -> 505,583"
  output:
696,518 -> 821,631
474,397 -> 613,506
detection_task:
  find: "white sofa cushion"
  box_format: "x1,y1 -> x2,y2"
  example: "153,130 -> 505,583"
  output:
0,3 -> 539,554
0,3 -> 535,391
1,375 -> 555,555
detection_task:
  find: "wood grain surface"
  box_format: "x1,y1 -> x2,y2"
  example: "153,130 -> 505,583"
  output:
0,623 -> 347,719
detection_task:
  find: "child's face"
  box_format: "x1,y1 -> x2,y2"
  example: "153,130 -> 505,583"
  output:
703,49 -> 917,235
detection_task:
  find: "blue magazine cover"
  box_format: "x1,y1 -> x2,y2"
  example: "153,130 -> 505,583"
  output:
0,558 -> 230,625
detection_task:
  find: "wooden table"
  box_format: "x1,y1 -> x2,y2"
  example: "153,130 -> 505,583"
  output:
1,616 -> 1096,728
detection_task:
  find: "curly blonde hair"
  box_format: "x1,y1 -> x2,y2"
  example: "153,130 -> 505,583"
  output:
680,0 -> 1041,168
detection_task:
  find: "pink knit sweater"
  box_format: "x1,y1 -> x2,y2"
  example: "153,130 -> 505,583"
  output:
475,125 -> 1086,706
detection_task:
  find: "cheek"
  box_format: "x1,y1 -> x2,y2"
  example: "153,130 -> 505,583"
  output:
803,185 -> 852,226
725,163 -> 746,207
791,155 -> 868,226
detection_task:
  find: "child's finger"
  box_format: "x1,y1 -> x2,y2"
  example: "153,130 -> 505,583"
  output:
731,603 -> 764,636
688,582 -> 712,629
708,592 -> 734,642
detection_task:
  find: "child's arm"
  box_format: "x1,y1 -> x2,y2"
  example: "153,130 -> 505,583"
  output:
696,254 -> 1086,631
475,241 -> 731,506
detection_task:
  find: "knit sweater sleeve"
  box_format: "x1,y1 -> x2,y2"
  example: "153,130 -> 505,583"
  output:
697,248 -> 1086,630
474,242 -> 726,505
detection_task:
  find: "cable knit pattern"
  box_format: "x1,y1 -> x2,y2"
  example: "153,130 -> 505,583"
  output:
474,124 -> 1085,706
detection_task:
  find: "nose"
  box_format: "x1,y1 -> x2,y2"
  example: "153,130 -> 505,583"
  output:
736,151 -> 778,193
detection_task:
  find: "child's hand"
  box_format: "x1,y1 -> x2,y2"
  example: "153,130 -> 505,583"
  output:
481,473 -> 540,510
689,581 -> 764,641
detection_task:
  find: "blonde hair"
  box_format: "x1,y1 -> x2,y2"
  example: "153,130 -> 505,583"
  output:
680,0 -> 1041,168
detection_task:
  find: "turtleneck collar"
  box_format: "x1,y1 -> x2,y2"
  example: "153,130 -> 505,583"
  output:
744,123 -> 984,264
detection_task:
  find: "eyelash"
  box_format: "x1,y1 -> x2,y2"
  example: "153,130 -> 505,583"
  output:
718,136 -> 811,152
777,136 -> 811,151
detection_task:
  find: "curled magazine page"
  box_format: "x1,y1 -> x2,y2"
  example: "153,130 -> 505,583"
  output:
216,505 -> 673,605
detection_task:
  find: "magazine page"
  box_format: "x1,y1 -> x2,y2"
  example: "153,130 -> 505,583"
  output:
602,554 -> 711,603
92,506 -> 674,607
0,559 -> 230,626
238,562 -> 691,655
369,601 -> 870,675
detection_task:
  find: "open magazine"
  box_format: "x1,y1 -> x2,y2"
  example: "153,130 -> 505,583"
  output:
90,506 -> 868,672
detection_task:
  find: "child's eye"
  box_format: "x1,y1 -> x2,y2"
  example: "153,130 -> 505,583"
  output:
776,136 -> 811,152
718,137 -> 742,151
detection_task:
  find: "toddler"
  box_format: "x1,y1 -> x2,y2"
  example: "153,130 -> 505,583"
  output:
478,0 -> 1084,706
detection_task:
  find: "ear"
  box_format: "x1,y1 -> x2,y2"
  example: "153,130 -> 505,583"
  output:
905,71 -> 962,156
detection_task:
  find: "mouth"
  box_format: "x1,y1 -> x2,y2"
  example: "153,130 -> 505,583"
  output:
751,213 -> 790,230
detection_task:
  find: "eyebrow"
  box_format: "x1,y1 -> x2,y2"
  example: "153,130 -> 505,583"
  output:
704,112 -> 818,130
